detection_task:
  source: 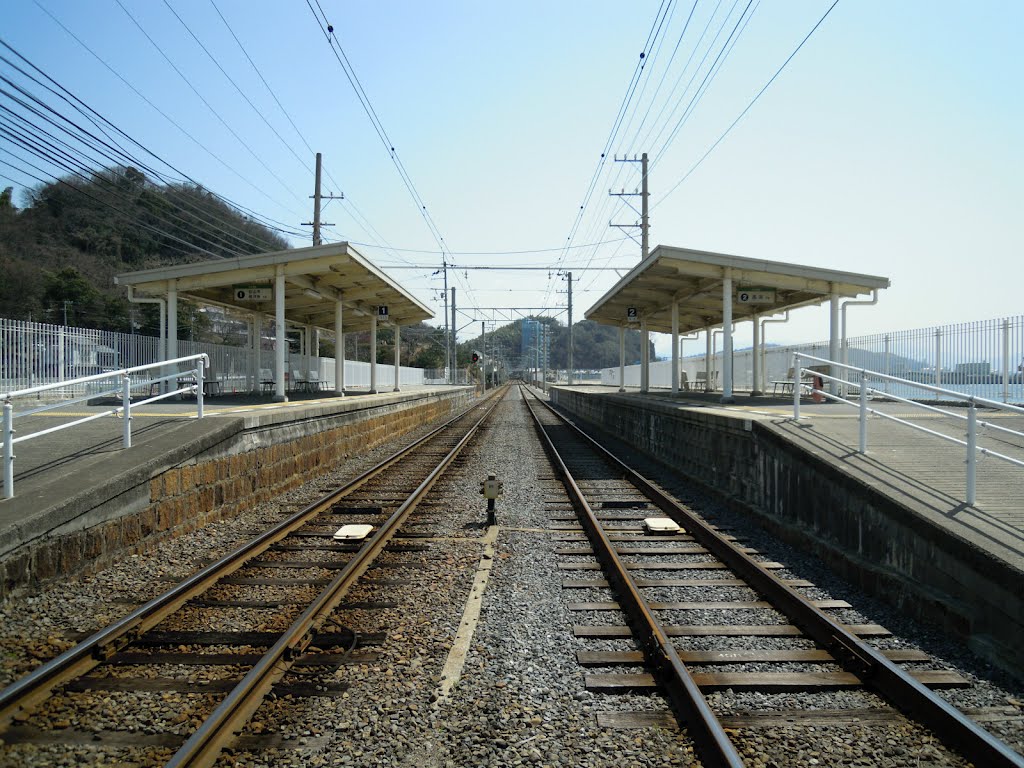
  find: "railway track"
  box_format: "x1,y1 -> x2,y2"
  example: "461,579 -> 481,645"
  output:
0,386 -> 507,767
521,384 -> 1024,768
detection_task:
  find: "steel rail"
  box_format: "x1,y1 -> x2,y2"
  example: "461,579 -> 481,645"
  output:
531,388 -> 1024,768
0,392 -> 496,729
521,387 -> 745,768
165,386 -> 508,767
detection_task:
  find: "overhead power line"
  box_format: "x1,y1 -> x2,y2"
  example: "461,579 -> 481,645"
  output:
655,0 -> 841,208
305,1 -> 450,255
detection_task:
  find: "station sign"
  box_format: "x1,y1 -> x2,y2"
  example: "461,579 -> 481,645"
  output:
233,285 -> 272,302
377,305 -> 389,317
737,288 -> 776,304
626,307 -> 639,322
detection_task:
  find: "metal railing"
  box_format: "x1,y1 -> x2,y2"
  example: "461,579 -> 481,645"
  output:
2,353 -> 209,499
792,353 -> 1024,506
599,314 -> 1024,404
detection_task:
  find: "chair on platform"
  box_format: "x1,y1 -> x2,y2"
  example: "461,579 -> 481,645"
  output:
291,369 -> 308,393
307,369 -> 322,392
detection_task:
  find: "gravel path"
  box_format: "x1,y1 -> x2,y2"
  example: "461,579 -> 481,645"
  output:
1,385 -> 1021,767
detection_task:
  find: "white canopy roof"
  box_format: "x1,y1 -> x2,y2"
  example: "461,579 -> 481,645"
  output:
115,242 -> 433,332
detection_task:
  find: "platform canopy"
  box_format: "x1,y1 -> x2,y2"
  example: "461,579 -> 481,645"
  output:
114,242 -> 433,333
586,244 -> 889,333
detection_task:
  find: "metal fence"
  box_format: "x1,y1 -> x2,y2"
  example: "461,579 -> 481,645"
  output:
600,315 -> 1024,404
0,318 -> 431,397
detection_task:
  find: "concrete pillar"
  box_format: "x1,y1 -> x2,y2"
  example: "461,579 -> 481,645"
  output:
618,325 -> 626,392
704,326 -> 713,392
166,281 -> 177,395
250,313 -> 259,392
671,300 -> 680,394
829,287 -> 840,396
722,270 -> 735,403
393,323 -> 401,392
334,300 -> 344,395
640,319 -> 649,393
751,313 -> 762,396
274,266 -> 287,401
369,312 -> 378,394
167,280 -> 178,362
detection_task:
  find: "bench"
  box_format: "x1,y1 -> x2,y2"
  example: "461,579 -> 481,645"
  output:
772,364 -> 830,397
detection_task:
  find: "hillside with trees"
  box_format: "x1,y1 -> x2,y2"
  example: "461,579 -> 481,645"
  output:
456,317 -> 653,371
1,168 -> 648,372
0,167 -> 287,333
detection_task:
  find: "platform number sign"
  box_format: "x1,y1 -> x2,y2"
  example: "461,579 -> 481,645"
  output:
737,289 -> 776,304
377,305 -> 389,318
233,285 -> 272,302
626,307 -> 639,322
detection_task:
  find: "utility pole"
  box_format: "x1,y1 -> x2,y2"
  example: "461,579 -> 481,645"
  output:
481,321 -> 486,390
303,152 -> 342,245
610,152 -> 650,261
450,287 -> 456,384
443,257 -> 450,383
564,271 -> 574,385
542,324 -> 548,392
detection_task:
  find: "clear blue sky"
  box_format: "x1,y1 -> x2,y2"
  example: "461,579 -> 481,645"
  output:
2,0 -> 1021,357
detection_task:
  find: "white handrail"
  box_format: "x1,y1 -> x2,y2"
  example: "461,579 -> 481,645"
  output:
792,353 -> 1024,506
2,353 -> 209,500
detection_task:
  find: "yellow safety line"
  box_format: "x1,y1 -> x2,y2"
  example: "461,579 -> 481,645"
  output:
433,524 -> 499,706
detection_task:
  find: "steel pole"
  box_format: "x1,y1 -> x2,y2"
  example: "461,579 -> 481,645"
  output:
122,374 -> 132,448
3,401 -> 14,499
966,403 -> 977,506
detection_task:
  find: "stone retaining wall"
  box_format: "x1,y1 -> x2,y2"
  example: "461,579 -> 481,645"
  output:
1,391 -> 471,597
550,388 -> 1024,679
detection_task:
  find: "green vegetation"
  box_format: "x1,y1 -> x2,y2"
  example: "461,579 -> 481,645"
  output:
0,168 -> 287,331
1,168 -> 648,371
457,317 -> 652,371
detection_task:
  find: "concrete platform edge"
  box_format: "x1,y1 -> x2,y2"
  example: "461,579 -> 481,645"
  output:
550,387 -> 1024,680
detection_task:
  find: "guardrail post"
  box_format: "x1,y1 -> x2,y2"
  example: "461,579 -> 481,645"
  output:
3,401 -> 13,499
858,371 -> 868,453
792,353 -> 801,420
196,359 -> 205,419
966,402 -> 977,506
1002,319 -> 1010,404
122,374 -> 132,449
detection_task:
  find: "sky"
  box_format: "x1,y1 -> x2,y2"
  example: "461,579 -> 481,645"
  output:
2,0 -> 1021,359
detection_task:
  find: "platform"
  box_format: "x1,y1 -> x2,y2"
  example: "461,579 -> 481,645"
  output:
0,386 -> 475,596
548,385 -> 1024,677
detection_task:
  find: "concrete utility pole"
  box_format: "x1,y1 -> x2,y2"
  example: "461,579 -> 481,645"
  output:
450,287 -> 456,384
610,152 -> 650,262
303,152 -> 342,246
565,271 -> 574,386
442,257 -> 450,383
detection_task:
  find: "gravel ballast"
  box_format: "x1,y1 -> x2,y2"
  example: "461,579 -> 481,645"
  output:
0,386 -> 1021,766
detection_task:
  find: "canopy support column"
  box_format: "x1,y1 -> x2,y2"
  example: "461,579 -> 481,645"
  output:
166,281 -> 177,396
671,301 -> 680,394
393,323 -> 401,392
640,319 -> 650,393
334,300 -> 345,396
750,313 -> 762,396
704,327 -> 713,392
274,266 -> 287,402
829,286 -> 840,396
369,312 -> 378,394
618,325 -> 626,392
722,270 -> 735,403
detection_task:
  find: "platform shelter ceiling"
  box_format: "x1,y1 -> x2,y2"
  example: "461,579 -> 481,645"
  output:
585,245 -> 890,333
114,243 -> 433,333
